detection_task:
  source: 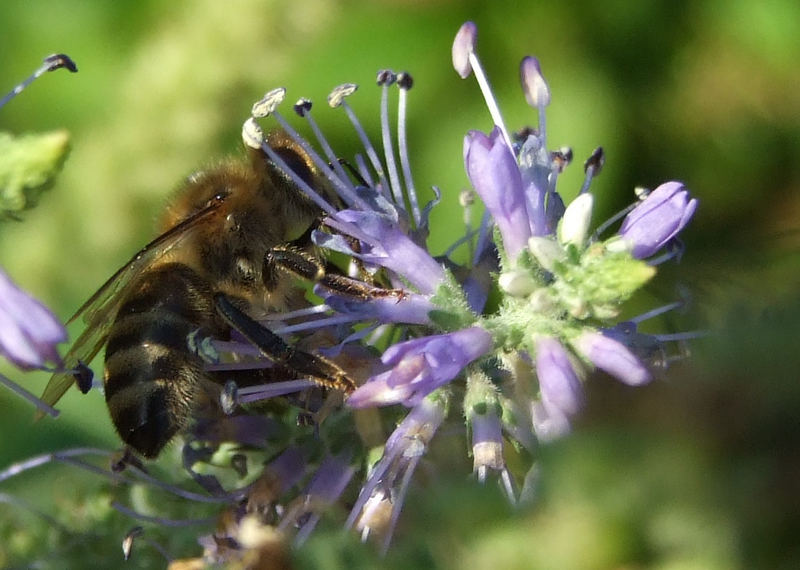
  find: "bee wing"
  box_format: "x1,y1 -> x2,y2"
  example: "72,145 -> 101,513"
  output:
38,197 -> 226,415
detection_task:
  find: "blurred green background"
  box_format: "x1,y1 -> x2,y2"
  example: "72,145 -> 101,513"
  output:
0,0 -> 798,567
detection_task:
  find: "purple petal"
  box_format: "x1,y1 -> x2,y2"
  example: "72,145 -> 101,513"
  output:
535,337 -> 583,417
0,269 -> 66,369
349,327 -> 493,408
331,210 -> 445,294
464,128 -> 532,259
619,181 -> 698,259
574,331 -> 652,386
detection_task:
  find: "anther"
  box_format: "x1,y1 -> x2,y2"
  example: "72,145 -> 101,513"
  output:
513,126 -> 538,143
293,97 -> 313,117
251,87 -> 286,118
1,53 -> 79,110
376,69 -> 397,86
397,72 -> 414,90
550,146 -> 573,173
73,361 -> 94,394
579,147 -> 604,195
242,117 -> 264,150
43,53 -> 78,73
328,83 -> 358,108
452,21 -> 477,78
583,147 -> 605,175
122,526 -> 143,561
520,56 -> 550,108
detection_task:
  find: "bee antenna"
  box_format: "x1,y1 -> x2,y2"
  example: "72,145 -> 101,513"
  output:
0,53 -> 78,110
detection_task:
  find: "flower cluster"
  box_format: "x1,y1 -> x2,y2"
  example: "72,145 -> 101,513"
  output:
212,20 -> 698,554
0,26 -> 700,565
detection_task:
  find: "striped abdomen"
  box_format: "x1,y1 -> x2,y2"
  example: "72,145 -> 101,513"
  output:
103,263 -> 225,458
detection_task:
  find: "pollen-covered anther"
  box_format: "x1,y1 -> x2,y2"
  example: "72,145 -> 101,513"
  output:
376,69 -> 397,86
397,72 -> 414,90
327,83 -> 358,108
293,98 -> 313,117
584,146 -> 605,174
251,87 -> 287,118
551,146 -> 573,172
242,117 -> 264,149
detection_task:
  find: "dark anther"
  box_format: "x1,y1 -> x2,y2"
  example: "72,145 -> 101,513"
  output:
513,126 -> 538,142
397,71 -> 414,90
550,146 -> 574,172
73,361 -> 94,394
293,98 -> 313,117
43,53 -> 78,73
583,146 -> 605,174
376,69 -> 397,86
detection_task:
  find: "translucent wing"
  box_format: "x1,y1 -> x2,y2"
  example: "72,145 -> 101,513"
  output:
37,197 -> 226,417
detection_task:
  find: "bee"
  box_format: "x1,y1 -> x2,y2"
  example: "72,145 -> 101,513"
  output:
39,131 -> 361,459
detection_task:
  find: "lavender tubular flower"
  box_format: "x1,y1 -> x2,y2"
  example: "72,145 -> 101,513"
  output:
348,327 -> 493,408
347,393 -> 448,550
574,330 -> 653,386
0,268 -> 65,369
464,128 -> 532,260
618,181 -> 698,259
319,210 -> 445,295
535,337 -> 583,419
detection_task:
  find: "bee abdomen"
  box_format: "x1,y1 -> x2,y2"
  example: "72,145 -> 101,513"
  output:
104,263 -> 223,458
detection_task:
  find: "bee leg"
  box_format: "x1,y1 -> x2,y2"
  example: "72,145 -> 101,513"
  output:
265,246 -> 406,301
213,293 -> 354,394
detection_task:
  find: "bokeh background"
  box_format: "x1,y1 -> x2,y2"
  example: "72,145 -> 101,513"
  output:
0,0 -> 798,567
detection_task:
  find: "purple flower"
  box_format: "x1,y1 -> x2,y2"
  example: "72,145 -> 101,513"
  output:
618,181 -> 697,259
531,400 -> 571,442
346,395 -> 447,552
464,128 -> 532,260
0,268 -> 66,370
535,337 -> 583,419
319,210 -> 445,295
471,406 -> 503,473
574,330 -> 652,386
348,326 -> 493,407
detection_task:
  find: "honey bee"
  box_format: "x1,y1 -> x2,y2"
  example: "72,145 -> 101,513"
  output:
40,131 -> 359,459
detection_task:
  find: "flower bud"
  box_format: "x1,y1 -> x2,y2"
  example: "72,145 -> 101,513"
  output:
558,193 -> 593,248
618,181 -> 697,259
